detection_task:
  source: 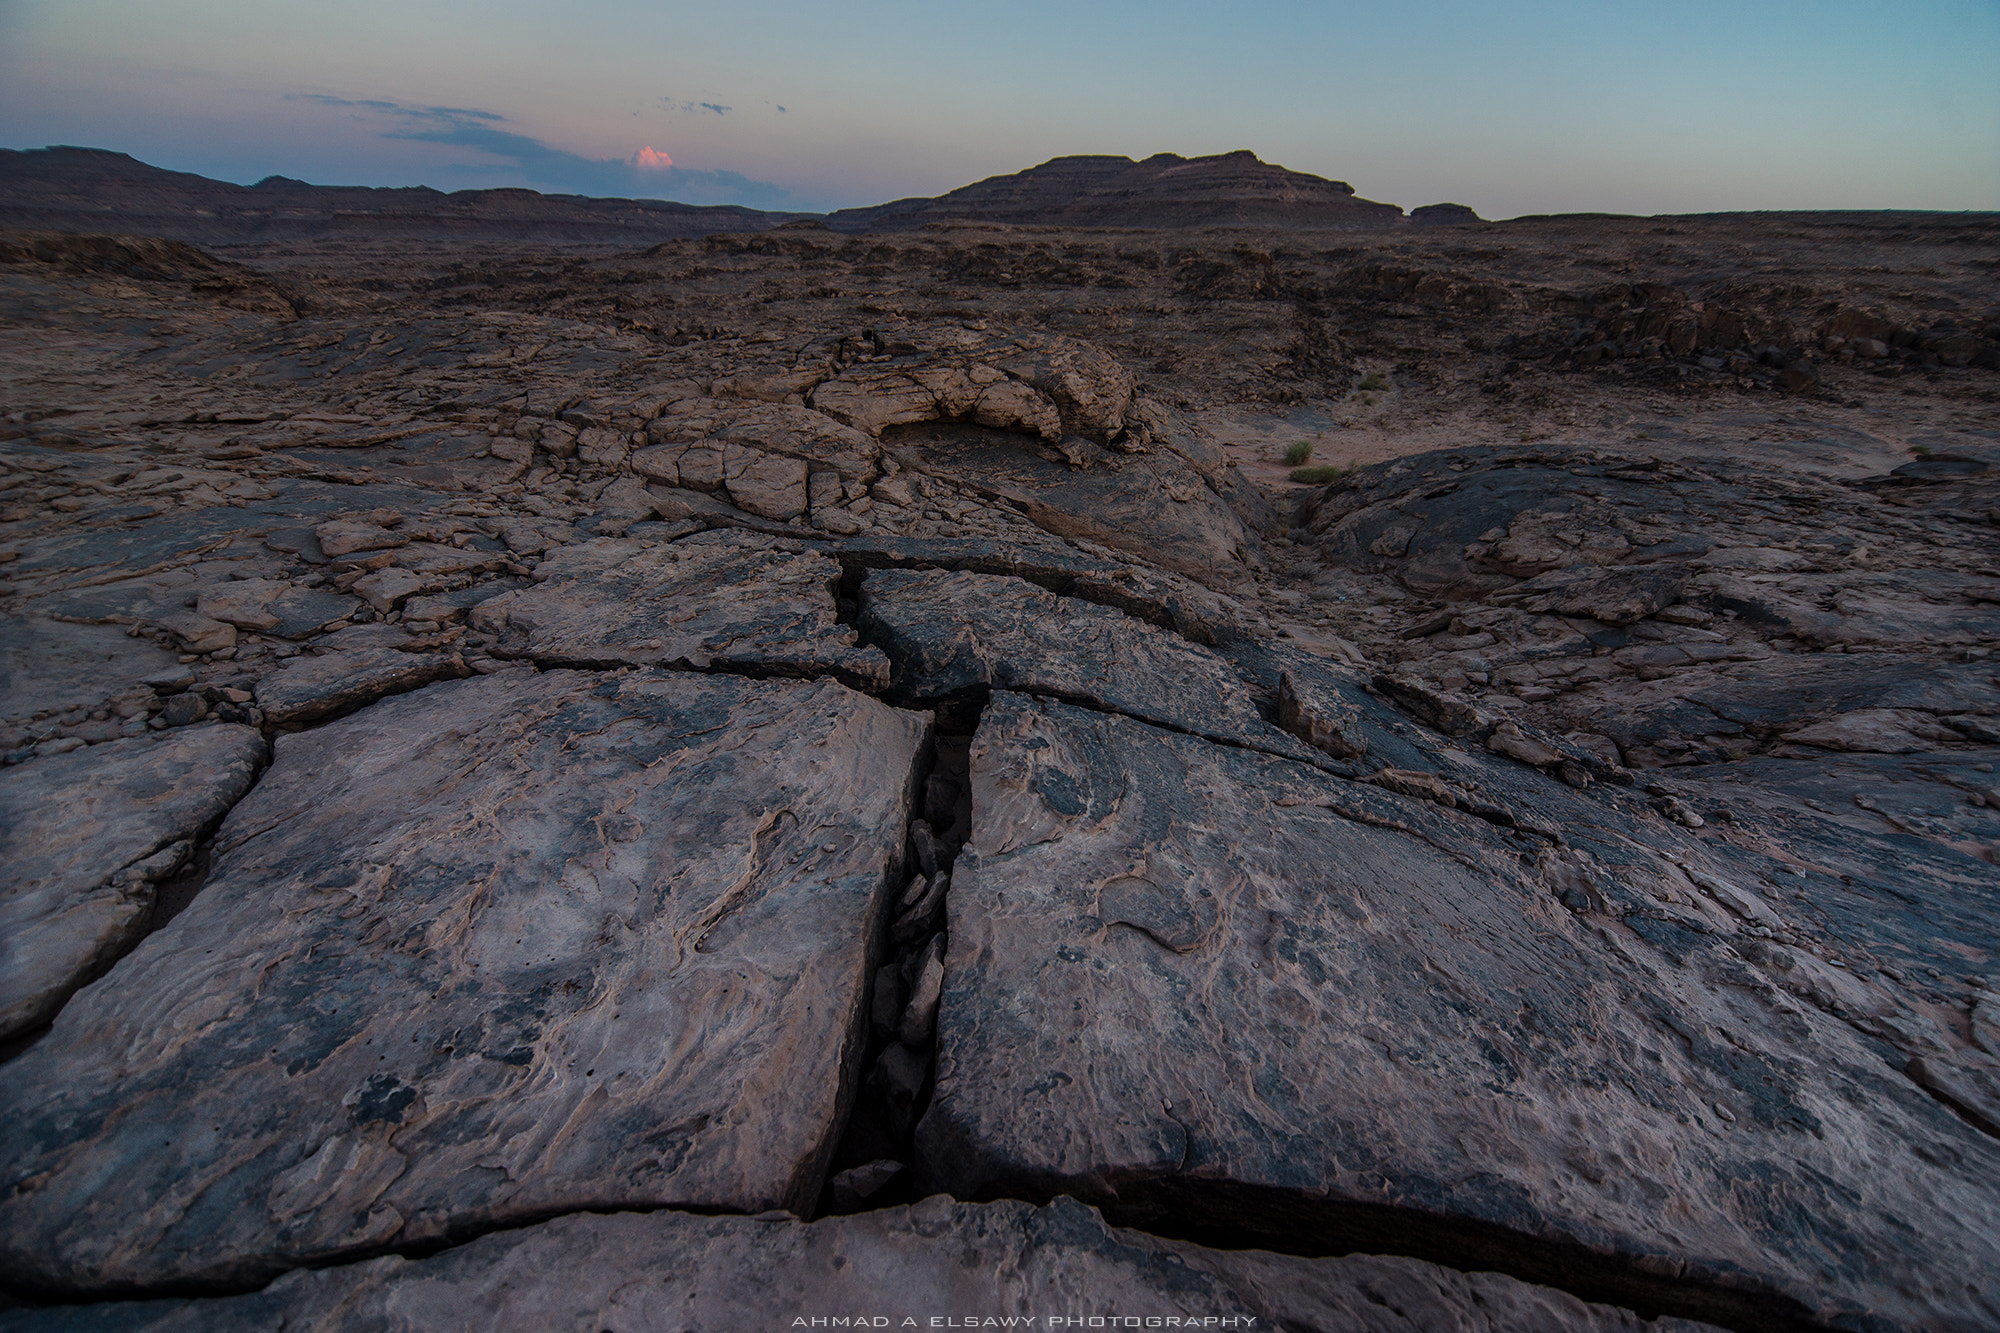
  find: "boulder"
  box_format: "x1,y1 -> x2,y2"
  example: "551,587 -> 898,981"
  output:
469,533 -> 889,690
0,725 -> 265,1039
0,1197 -> 1723,1333
0,668 -> 930,1295
917,691 -> 2000,1332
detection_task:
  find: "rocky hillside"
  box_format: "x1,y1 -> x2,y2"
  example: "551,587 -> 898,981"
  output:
0,217 -> 1996,1331
828,149 -> 1414,231
0,147 -> 800,247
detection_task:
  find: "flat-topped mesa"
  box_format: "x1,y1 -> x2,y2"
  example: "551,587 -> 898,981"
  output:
827,150 -> 1408,232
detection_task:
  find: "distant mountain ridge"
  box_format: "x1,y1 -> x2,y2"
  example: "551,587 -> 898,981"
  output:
0,146 -> 804,247
0,145 -> 1480,245
826,150 -> 1461,232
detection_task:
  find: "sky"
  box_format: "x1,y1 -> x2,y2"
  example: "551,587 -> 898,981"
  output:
2,0 -> 1995,218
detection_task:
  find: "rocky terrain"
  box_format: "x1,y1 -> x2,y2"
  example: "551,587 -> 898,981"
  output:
0,187 -> 1996,1332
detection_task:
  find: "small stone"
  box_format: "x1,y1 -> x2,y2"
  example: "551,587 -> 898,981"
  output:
159,694 -> 207,727
898,935 -> 948,1047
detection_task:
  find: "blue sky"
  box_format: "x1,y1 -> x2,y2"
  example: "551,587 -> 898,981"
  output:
2,0 -> 1995,217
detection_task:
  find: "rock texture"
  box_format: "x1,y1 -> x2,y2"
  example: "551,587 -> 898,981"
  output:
859,566 -> 1326,766
469,532 -> 890,688
918,691 -> 2000,1331
0,725 -> 264,1039
0,670 -> 929,1295
1,189 -> 1996,1333
1,1197 -> 1723,1333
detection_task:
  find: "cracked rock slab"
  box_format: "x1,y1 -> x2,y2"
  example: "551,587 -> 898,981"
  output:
916,691 -> 2000,1333
0,669 -> 930,1296
858,566 -> 1323,767
469,532 -> 889,690
0,1197 -> 1725,1333
0,724 -> 265,1040
254,648 -> 469,725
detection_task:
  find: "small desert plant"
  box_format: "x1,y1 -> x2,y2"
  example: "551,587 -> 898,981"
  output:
1282,440 -> 1314,465
1357,372 -> 1388,392
1290,464 -> 1344,484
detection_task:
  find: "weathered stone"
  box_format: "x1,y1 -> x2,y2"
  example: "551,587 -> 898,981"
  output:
721,443 -> 809,520
0,725 -> 264,1039
253,648 -> 468,725
0,1197 -> 1727,1333
1501,564 -> 1687,625
153,609 -> 236,653
858,567 -> 1318,764
313,519 -> 406,558
0,618 -> 185,721
1784,708 -> 1951,753
587,476 -> 658,521
0,669 -> 930,1295
349,567 -> 432,613
193,578 -> 358,638
917,691 -> 2000,1331
1276,666 -> 1369,758
470,533 -> 888,689
885,420 -> 1260,587
157,692 -> 206,726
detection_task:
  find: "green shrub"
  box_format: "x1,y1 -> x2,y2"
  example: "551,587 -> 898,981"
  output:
1281,440 -> 1314,465
1357,372 -> 1388,391
1289,464 -> 1344,485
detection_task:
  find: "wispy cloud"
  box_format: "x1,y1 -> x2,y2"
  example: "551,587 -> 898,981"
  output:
663,99 -> 732,116
284,94 -> 813,210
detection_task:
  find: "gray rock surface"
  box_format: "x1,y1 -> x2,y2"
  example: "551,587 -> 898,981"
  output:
253,647 -> 468,725
469,532 -> 889,690
0,1196 -> 1723,1333
917,691 -> 2000,1332
2,207 -> 1997,1333
0,669 -> 929,1295
0,725 -> 265,1039
858,567 -> 1322,765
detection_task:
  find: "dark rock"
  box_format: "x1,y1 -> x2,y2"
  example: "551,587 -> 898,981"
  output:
157,692 -> 206,726
858,566 -> 1325,767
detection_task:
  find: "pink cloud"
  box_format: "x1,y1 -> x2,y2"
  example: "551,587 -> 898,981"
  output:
635,146 -> 673,170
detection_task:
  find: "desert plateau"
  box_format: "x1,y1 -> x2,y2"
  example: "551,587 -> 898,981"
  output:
0,144 -> 1997,1332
